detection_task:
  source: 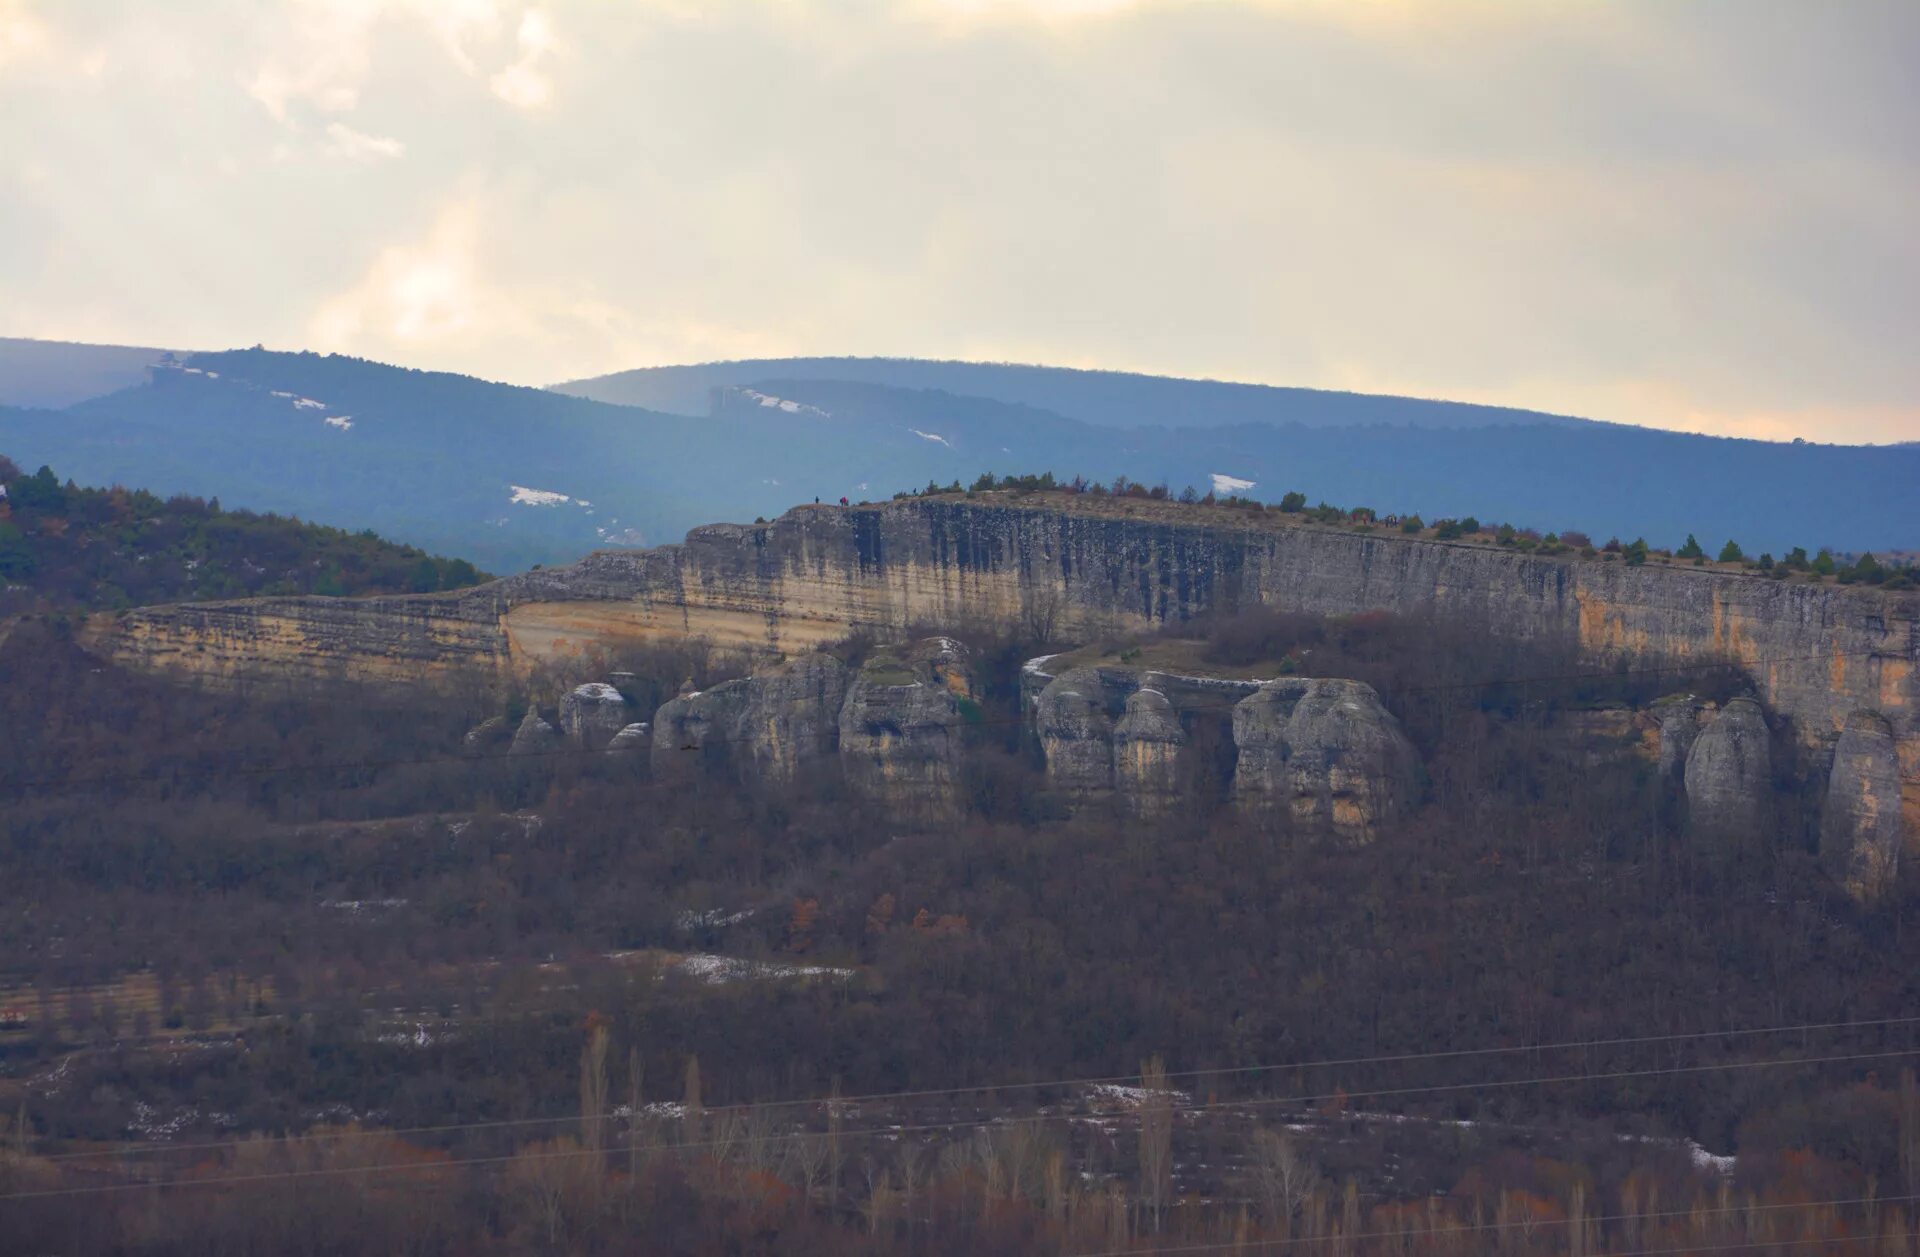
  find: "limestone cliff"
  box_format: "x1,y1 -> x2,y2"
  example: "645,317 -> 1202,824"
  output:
80,493 -> 1918,840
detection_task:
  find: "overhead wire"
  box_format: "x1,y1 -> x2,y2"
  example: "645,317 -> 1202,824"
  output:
30,1012 -> 1920,1164
10,1043 -> 1916,1194
4,1044 -> 1916,1201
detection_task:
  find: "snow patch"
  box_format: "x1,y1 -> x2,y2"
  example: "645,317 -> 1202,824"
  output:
911,429 -> 953,448
510,485 -> 571,507
739,388 -> 830,418
1210,473 -> 1256,495
1089,1083 -> 1193,1108
674,953 -> 854,985
1688,1142 -> 1737,1175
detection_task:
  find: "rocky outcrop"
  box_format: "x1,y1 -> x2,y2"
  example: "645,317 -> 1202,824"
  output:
462,715 -> 512,754
606,722 -> 651,754
1035,668 -> 1116,804
1683,696 -> 1773,842
1651,693 -> 1714,780
1232,678 -> 1420,842
509,708 -> 562,756
1112,685 -> 1185,817
81,494 -> 1917,836
650,682 -> 750,777
737,653 -> 849,783
1822,711 -> 1903,900
838,640 -> 974,815
651,655 -> 850,783
559,682 -> 632,750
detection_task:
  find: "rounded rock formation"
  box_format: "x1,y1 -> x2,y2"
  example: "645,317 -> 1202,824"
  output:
1112,686 -> 1185,818
838,641 -> 975,815
508,707 -> 563,756
1035,668 -> 1116,805
605,722 -> 652,754
1820,710 -> 1903,901
1683,695 -> 1773,842
1231,678 -> 1419,843
559,682 -> 632,751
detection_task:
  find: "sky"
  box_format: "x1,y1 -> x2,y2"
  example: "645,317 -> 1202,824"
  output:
1,0 -> 1915,444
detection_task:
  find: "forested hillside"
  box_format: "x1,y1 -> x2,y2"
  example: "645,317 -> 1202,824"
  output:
0,456 -> 487,614
3,589 -> 1917,1254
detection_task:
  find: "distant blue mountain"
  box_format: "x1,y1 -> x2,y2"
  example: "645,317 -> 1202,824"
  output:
2,343 -> 1913,571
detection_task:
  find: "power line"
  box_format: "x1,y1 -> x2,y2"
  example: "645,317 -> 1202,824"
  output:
1058,1192 -> 1920,1257
0,646 -> 1886,796
34,1012 -> 1920,1164
13,1044 -> 1915,1193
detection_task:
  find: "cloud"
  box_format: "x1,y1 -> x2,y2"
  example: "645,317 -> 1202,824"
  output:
323,120 -> 405,160
306,195 -> 791,383
0,0 -> 51,74
3,2 -> 1915,443
489,8 -> 556,109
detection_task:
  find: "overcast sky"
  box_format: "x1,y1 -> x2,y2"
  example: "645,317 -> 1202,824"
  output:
2,1 -> 1914,442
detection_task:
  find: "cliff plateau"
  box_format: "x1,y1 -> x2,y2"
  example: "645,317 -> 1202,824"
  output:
80,493 -> 1918,846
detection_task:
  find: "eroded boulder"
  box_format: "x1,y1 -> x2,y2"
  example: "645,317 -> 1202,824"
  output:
1231,678 -> 1419,843
508,707 -> 563,756
739,653 -> 849,783
606,722 -> 652,754
1651,693 -> 1714,780
1112,685 -> 1185,818
1821,710 -> 1903,901
1035,668 -> 1115,805
1683,695 -> 1773,842
651,681 -> 752,778
838,640 -> 975,815
462,715 -> 512,755
559,682 -> 632,751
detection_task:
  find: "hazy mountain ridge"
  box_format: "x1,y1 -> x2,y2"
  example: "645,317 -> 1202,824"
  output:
552,354 -> 1614,431
0,336 -> 187,409
1,340 -> 1914,570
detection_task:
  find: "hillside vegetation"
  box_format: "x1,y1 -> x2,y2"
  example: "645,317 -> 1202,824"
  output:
0,456 -> 487,614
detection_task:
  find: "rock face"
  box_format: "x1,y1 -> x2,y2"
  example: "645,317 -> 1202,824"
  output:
559,682 -> 632,750
651,655 -> 849,783
1035,668 -> 1116,804
1822,711 -> 1903,899
838,640 -> 975,815
1683,696 -> 1773,841
737,653 -> 849,783
1232,679 -> 1420,842
508,708 -> 562,756
1651,693 -> 1714,780
1112,685 -> 1185,818
83,495 -> 1918,834
650,683 -> 749,777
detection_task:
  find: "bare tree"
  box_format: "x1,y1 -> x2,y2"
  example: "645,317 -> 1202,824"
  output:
1245,1126 -> 1319,1236
1138,1055 -> 1174,1233
579,1016 -> 609,1163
